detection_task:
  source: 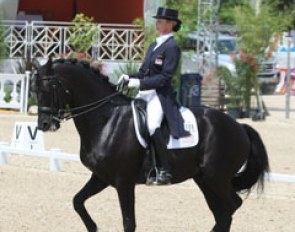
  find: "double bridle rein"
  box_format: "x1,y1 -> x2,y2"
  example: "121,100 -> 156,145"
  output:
37,75 -> 123,123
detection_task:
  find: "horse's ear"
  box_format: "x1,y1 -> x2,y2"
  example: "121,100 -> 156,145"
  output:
46,57 -> 53,67
31,58 -> 40,71
45,57 -> 54,74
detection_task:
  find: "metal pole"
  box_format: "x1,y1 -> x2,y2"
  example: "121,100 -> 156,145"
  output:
72,0 -> 77,19
214,0 -> 221,70
24,71 -> 31,113
285,39 -> 291,119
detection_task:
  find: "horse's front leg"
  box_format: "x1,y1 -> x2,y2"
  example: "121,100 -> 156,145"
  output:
73,174 -> 108,232
116,182 -> 136,232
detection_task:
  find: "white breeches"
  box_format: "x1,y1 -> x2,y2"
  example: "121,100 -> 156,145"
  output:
137,90 -> 164,136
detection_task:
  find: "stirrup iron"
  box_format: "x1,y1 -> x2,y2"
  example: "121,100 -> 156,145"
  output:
145,167 -> 160,185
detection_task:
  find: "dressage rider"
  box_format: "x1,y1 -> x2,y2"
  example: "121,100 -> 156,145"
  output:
118,7 -> 190,185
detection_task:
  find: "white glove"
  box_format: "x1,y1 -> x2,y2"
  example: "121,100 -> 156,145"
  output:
128,78 -> 140,88
117,74 -> 129,85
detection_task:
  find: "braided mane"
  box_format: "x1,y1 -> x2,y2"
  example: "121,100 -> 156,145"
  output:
53,58 -> 110,83
52,58 -> 129,98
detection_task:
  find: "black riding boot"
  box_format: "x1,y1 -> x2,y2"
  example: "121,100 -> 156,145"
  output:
151,128 -> 172,185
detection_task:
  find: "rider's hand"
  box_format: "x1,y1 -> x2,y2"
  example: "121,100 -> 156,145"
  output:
117,74 -> 129,85
128,78 -> 140,88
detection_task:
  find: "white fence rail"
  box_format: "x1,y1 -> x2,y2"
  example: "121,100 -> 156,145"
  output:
0,142 -> 79,171
0,71 -> 30,112
2,20 -> 145,62
268,173 -> 295,183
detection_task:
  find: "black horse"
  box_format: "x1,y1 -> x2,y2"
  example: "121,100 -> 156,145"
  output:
33,58 -> 269,232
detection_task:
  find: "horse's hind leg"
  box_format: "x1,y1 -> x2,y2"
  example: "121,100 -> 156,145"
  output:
193,176 -> 242,232
73,174 -> 108,232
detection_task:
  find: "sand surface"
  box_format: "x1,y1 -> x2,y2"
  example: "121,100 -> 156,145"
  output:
0,95 -> 294,232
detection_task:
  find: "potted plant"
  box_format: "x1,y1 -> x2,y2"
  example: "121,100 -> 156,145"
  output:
217,67 -> 243,118
68,13 -> 99,57
232,5 -> 281,117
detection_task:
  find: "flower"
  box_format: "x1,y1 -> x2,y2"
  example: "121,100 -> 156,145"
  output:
235,51 -> 259,74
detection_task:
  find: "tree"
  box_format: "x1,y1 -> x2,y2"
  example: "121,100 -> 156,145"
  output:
219,0 -> 249,24
233,4 -> 281,116
166,0 -> 198,32
0,14 -> 6,58
219,0 -> 295,26
263,0 -> 295,28
263,0 -> 294,11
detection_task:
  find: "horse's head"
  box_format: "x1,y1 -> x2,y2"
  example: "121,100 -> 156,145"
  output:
32,58 -> 128,132
32,58 -> 67,132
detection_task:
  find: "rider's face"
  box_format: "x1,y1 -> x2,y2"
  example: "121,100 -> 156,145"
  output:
156,19 -> 175,35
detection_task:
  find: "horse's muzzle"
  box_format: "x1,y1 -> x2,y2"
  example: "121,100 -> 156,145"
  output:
38,117 -> 60,132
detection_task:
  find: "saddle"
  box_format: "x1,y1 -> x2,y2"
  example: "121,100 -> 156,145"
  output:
132,99 -> 149,145
132,98 -> 199,185
132,98 -> 169,146
131,99 -> 199,150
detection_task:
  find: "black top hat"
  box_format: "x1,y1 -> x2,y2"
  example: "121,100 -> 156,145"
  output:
153,7 -> 182,32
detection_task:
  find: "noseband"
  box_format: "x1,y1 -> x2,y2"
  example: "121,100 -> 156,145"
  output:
37,75 -> 66,121
37,75 -> 121,123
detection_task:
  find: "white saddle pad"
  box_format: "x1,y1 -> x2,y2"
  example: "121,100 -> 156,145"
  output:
131,101 -> 199,149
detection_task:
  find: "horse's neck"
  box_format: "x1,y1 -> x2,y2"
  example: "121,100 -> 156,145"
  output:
66,80 -> 112,107
72,97 -> 132,153
58,67 -> 133,152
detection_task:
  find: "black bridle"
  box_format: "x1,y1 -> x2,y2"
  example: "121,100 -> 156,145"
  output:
37,75 -> 124,123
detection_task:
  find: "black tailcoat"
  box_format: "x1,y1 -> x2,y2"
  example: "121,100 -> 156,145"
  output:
131,36 -> 189,138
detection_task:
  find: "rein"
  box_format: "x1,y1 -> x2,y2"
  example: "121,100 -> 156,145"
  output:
41,92 -> 121,122
38,76 -> 125,123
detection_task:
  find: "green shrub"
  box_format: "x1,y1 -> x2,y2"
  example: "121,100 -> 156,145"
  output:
68,13 -> 99,53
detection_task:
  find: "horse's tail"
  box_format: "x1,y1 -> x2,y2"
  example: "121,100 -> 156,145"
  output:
232,124 -> 270,193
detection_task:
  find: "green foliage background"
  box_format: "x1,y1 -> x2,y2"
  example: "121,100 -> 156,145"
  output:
68,13 -> 99,52
263,0 -> 295,29
232,4 -> 283,115
0,13 -> 6,58
234,5 -> 281,57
